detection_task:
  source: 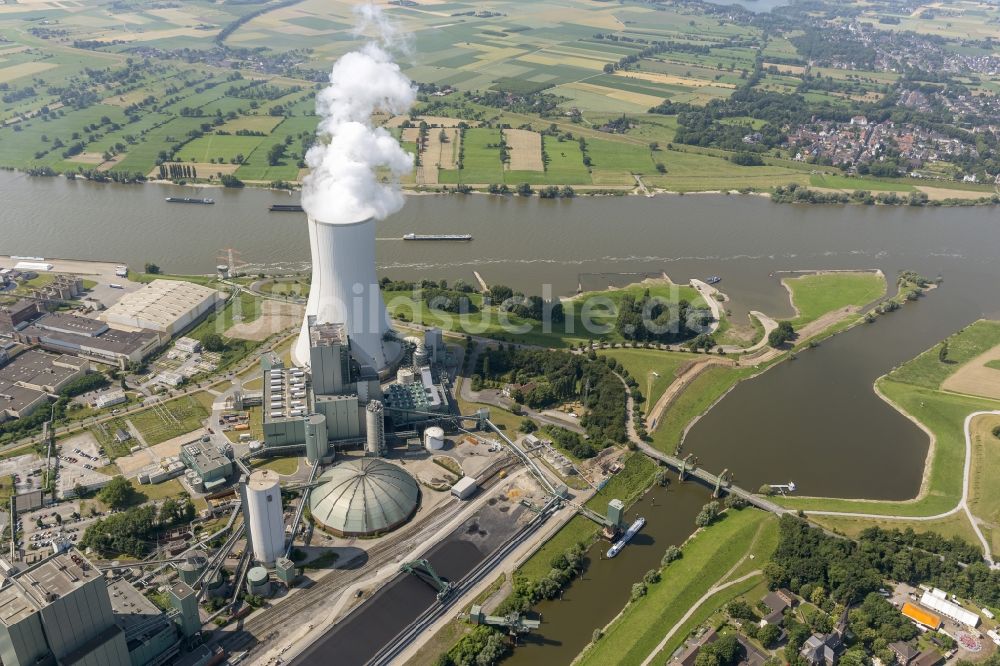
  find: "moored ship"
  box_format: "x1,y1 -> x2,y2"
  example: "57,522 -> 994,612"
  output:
606,516 -> 646,558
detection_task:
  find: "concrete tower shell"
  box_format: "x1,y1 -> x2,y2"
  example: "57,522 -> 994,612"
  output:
293,216 -> 394,371
245,469 -> 285,566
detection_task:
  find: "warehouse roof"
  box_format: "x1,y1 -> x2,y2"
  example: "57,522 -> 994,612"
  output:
100,280 -> 218,332
0,350 -> 83,390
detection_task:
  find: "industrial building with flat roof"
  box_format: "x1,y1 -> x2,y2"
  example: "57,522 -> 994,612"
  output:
16,313 -> 160,367
0,300 -> 40,335
0,548 -> 132,665
179,437 -> 233,490
100,279 -> 220,336
0,350 -> 87,422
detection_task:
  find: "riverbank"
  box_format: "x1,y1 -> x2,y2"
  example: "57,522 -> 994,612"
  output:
777,320 -> 1000,522
14,169 -> 999,207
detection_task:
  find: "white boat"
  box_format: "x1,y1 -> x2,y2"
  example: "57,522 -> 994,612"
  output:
606,517 -> 646,558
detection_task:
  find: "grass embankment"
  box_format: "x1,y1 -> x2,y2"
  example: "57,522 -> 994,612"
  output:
783,271 -> 886,329
517,453 -> 655,583
599,349 -> 703,414
966,414 -> 1000,555
253,456 -> 299,476
649,364 -> 756,455
576,510 -> 777,666
779,320 -> 1000,518
385,280 -> 704,349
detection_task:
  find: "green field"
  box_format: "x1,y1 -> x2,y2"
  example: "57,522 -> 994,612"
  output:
886,320 -> 1000,390
385,280 -> 704,349
175,134 -> 264,163
0,0 -> 994,197
783,271 -> 887,328
810,174 -> 916,192
600,349 -> 702,414
578,509 -> 776,666
90,393 -> 210,458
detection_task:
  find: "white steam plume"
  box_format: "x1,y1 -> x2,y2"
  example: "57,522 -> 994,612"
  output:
301,4 -> 415,225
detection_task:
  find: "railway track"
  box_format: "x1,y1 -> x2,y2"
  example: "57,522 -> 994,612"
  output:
227,459 -> 519,652
363,499 -> 559,666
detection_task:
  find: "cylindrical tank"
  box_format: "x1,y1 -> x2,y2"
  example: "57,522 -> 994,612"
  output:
245,469 -> 285,565
424,426 -> 445,451
247,566 -> 272,597
365,400 -> 385,456
176,552 -> 207,586
204,570 -> 225,598
305,413 -> 328,465
396,368 -> 415,385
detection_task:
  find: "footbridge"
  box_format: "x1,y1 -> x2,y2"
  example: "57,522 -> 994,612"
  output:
636,441 -> 790,515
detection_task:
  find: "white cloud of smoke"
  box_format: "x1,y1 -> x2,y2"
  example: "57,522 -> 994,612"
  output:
301,4 -> 415,225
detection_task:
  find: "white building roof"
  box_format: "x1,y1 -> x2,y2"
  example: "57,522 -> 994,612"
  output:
100,279 -> 219,333
920,590 -> 980,627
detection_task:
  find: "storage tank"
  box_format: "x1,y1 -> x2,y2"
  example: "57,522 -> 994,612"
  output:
245,469 -> 285,565
176,551 -> 208,586
365,400 -> 385,457
204,570 -> 225,598
247,566 -> 272,597
396,368 -> 415,385
424,426 -> 445,452
305,413 -> 328,464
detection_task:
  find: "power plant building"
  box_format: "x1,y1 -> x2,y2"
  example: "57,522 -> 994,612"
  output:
309,458 -> 419,537
179,437 -> 233,491
0,548 -> 172,666
245,469 -> 286,565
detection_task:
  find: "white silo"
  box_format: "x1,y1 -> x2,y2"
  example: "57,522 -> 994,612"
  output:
245,469 -> 285,566
424,426 -> 445,451
366,400 -> 385,456
292,216 -> 400,374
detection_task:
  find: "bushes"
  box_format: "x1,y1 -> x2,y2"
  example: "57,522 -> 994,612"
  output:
499,543 -> 586,613
695,501 -> 721,527
439,625 -> 508,666
768,321 -> 795,347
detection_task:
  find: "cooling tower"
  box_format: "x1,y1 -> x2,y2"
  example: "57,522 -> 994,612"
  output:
293,216 -> 397,372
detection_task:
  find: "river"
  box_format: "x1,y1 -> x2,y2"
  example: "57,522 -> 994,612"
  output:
4,172 -> 1000,660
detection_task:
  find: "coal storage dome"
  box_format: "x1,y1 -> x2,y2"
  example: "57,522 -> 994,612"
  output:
309,458 -> 420,537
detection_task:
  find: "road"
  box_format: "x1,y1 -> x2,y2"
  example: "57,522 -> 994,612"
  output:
637,569 -> 763,666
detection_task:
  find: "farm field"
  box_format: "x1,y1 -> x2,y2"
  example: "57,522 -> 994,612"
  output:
0,0 -> 994,197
